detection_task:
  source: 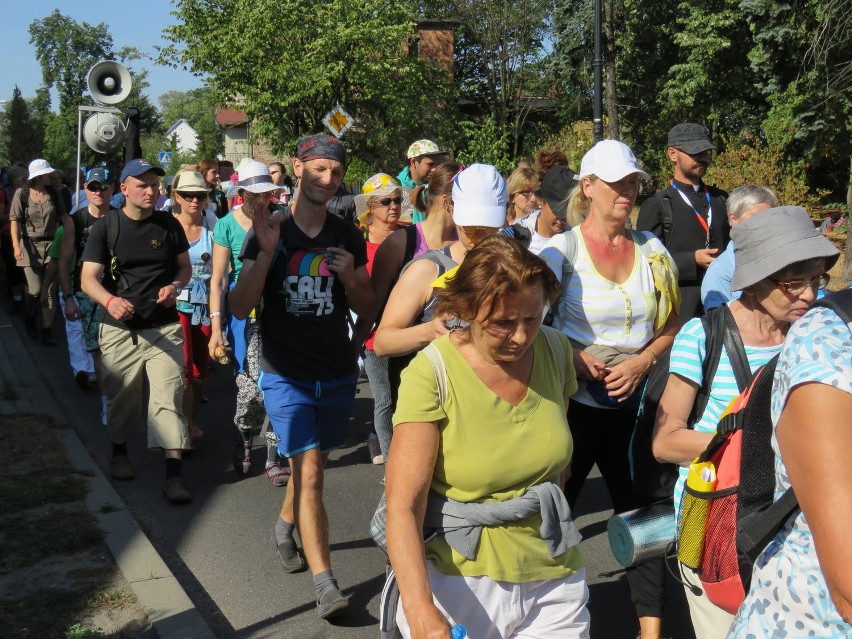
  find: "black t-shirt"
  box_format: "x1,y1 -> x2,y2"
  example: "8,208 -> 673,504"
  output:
82,210 -> 189,329
71,206 -> 119,293
241,212 -> 368,381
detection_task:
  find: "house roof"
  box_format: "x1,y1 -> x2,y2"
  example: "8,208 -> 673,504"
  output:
164,119 -> 198,138
215,107 -> 248,126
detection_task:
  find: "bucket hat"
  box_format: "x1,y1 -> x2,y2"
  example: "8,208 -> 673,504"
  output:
354,173 -> 410,219
172,170 -> 209,193
237,160 -> 278,194
576,140 -> 650,183
451,164 -> 507,228
731,205 -> 840,291
27,159 -> 56,180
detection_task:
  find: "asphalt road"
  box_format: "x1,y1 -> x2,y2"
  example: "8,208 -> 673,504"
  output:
13,310 -> 695,639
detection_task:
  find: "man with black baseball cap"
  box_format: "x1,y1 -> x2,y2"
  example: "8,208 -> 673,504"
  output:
637,123 -> 729,320
81,158 -> 193,504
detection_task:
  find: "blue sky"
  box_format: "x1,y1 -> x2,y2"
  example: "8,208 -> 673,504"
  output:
1,0 -> 204,107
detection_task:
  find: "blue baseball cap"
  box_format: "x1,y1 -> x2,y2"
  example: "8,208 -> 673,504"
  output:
85,167 -> 110,185
120,158 -> 165,183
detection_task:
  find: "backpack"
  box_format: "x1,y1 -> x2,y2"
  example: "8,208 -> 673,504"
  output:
17,185 -> 64,238
629,304 -> 750,501
655,187 -> 728,247
677,289 -> 852,615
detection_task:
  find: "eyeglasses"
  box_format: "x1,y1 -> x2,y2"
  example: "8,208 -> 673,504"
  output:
86,184 -> 110,192
372,196 -> 403,207
771,273 -> 830,296
176,192 -> 206,200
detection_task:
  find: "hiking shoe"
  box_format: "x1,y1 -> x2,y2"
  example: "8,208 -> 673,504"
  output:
75,371 -> 90,391
109,454 -> 135,480
271,531 -> 305,573
317,587 -> 349,619
162,477 -> 191,504
265,464 -> 290,487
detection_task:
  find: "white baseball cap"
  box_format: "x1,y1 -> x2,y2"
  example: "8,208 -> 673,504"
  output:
451,163 -> 507,228
576,140 -> 650,183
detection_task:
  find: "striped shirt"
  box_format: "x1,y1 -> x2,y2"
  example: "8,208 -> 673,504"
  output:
669,311 -> 781,519
553,228 -> 665,407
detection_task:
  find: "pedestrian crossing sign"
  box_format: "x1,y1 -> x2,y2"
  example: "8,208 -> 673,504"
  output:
322,104 -> 354,138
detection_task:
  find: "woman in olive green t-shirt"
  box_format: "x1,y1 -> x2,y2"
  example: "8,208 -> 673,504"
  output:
386,236 -> 590,639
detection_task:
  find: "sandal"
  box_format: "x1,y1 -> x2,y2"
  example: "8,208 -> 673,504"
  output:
265,464 -> 291,487
233,440 -> 252,475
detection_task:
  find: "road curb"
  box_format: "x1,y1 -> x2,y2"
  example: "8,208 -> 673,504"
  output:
0,307 -> 216,639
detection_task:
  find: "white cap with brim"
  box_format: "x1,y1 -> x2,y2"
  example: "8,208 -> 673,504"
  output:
451,163 -> 508,228
576,139 -> 650,183
731,205 -> 840,291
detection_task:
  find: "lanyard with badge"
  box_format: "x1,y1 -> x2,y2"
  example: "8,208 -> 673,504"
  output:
670,180 -> 712,248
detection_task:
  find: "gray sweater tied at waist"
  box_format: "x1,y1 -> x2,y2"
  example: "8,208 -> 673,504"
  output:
423,481 -> 582,560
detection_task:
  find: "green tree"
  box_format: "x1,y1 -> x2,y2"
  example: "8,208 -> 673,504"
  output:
1,87 -> 44,164
163,0 -> 454,170
159,87 -> 224,160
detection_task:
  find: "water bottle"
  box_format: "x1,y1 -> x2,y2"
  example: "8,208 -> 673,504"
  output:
451,624 -> 469,639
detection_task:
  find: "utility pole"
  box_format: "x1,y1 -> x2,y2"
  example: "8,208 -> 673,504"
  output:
592,0 -> 603,143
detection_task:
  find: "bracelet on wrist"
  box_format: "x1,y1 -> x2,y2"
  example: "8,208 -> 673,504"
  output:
210,311 -> 222,318
645,347 -> 659,367
105,295 -> 117,309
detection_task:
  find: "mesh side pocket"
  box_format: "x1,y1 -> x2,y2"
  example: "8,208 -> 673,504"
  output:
677,490 -> 711,570
700,492 -> 739,583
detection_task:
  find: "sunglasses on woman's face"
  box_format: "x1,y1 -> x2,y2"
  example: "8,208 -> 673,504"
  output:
176,192 -> 206,200
373,196 -> 403,207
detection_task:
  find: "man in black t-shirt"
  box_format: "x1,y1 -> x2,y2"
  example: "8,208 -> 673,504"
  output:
81,159 -> 193,504
232,141 -> 374,619
637,123 -> 729,320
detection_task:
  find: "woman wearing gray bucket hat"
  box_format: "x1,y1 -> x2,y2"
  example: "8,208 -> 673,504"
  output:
653,205 -> 839,638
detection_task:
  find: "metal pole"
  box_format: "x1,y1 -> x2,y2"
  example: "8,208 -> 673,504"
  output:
75,109 -> 83,212
592,0 -> 604,143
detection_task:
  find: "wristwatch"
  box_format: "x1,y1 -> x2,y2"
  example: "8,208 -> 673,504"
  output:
171,281 -> 182,295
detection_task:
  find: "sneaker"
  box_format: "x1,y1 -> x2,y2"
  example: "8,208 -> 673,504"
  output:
75,371 -> 90,391
162,477 -> 191,504
366,434 -> 384,465
317,587 -> 349,619
271,531 -> 305,573
265,464 -> 291,487
109,454 -> 135,480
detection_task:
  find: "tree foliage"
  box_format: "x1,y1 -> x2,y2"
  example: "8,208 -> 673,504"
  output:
163,0 -> 454,169
0,87 -> 44,165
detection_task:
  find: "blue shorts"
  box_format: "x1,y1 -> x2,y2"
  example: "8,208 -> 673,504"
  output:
259,371 -> 357,458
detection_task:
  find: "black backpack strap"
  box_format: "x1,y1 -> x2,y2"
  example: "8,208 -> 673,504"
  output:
693,306 -> 729,424
738,487 -> 798,560
813,289 -> 852,325
402,223 -> 418,265
721,304 -> 752,391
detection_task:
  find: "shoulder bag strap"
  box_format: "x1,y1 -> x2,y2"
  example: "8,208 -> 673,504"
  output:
422,342 -> 448,407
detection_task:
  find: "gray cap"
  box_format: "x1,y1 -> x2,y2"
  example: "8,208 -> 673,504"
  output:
731,205 -> 839,291
667,123 -> 715,154
539,166 -> 576,219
